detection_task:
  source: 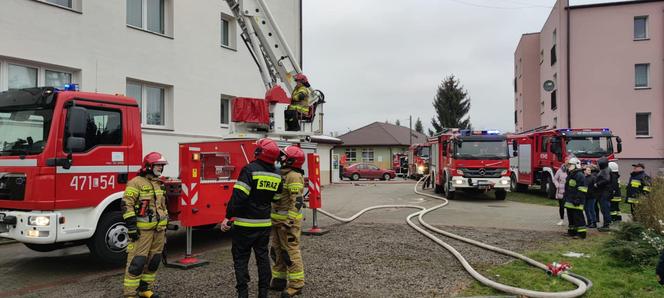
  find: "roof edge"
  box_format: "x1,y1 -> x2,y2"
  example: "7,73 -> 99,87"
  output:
568,0 -> 664,10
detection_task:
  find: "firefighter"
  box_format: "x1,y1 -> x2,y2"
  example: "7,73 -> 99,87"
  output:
122,152 -> 169,298
221,138 -> 283,298
564,157 -> 588,239
625,163 -> 652,221
608,162 -> 622,222
595,158 -> 612,230
270,146 -> 306,297
285,73 -> 311,131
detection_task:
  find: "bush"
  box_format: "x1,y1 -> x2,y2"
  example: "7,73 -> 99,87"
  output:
603,222 -> 661,267
634,177 -> 664,232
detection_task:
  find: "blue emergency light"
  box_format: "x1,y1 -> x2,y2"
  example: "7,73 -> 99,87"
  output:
63,84 -> 79,91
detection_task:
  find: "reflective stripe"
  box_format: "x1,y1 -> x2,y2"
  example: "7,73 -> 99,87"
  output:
611,197 -> 623,202
643,186 -> 651,192
234,218 -> 272,228
253,171 -> 281,179
286,182 -> 304,193
288,105 -> 309,113
123,211 -> 136,219
627,198 -> 640,204
124,277 -> 141,287
272,270 -> 287,279
158,219 -> 168,226
136,219 -> 168,229
288,211 -> 303,220
577,228 -> 587,233
272,194 -> 282,201
610,211 -> 620,215
288,271 -> 304,280
142,273 -> 156,282
154,190 -> 165,195
577,186 -> 588,193
271,213 -> 288,220
630,180 -> 642,187
124,186 -> 140,197
234,181 -> 251,195
564,202 -> 584,210
568,179 -> 577,187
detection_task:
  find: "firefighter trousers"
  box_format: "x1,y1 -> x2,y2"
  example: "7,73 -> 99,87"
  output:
610,196 -> 622,221
271,220 -> 304,290
566,207 -> 587,238
232,226 -> 271,298
123,229 -> 166,297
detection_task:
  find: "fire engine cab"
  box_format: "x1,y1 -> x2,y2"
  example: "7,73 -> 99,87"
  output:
429,130 -> 511,200
407,144 -> 430,179
508,128 -> 622,198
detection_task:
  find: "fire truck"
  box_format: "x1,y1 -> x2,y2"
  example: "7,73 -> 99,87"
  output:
0,0 -> 325,265
392,152 -> 408,177
507,128 -> 622,199
429,130 -> 511,200
407,143 -> 430,179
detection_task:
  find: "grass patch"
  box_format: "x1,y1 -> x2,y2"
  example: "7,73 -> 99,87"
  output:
461,233 -> 664,297
508,186 -> 632,213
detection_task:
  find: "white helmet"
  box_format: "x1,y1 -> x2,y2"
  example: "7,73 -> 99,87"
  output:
567,157 -> 581,169
608,162 -> 619,173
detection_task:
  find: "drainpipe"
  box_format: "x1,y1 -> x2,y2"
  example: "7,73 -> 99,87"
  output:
329,146 -> 334,184
566,2 -> 572,128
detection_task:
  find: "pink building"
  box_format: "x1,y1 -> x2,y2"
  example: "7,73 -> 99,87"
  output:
515,0 -> 664,177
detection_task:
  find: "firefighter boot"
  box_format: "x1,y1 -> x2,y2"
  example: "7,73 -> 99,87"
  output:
270,278 -> 287,291
138,290 -> 159,298
281,287 -> 302,297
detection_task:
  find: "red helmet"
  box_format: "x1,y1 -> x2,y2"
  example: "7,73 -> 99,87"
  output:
141,152 -> 168,172
281,145 -> 305,169
255,138 -> 280,164
293,73 -> 309,84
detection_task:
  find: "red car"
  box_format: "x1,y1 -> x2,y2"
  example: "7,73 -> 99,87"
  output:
343,163 -> 396,181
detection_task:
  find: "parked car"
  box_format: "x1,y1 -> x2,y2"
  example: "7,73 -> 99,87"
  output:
343,163 -> 396,181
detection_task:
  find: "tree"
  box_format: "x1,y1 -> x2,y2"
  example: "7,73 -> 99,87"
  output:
430,75 -> 472,134
415,118 -> 424,134
395,119 -> 401,126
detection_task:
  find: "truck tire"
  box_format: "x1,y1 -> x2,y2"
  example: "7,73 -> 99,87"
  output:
24,243 -> 65,252
511,173 -> 528,192
495,189 -> 507,200
543,175 -> 556,199
443,174 -> 455,200
351,173 -> 360,181
87,211 -> 128,266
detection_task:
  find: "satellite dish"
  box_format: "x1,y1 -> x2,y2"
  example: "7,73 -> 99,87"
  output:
543,80 -> 556,92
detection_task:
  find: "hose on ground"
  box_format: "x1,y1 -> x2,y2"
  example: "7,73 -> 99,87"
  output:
316,176 -> 592,297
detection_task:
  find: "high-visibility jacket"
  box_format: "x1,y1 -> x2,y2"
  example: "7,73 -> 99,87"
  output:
122,175 -> 168,230
289,85 -> 310,114
626,171 -> 652,204
227,160 -> 283,228
564,169 -> 587,209
271,168 -> 305,223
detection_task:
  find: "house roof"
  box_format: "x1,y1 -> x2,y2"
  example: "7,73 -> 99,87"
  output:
337,122 -> 429,146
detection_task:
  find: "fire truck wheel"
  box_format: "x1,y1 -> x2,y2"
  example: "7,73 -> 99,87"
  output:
24,243 -> 65,252
543,175 -> 556,199
87,211 -> 128,266
351,173 -> 360,181
495,189 -> 507,200
443,174 -> 455,200
382,173 -> 391,181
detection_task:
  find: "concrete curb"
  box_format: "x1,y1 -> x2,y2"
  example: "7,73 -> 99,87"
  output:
0,238 -> 17,246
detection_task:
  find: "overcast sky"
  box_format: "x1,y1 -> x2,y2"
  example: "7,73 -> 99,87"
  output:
302,0 -> 627,135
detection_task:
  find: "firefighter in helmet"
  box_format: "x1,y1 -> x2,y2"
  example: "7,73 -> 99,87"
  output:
221,138 -> 283,298
564,157 -> 588,239
608,161 -> 622,222
122,152 -> 169,298
625,163 -> 652,220
285,73 -> 311,131
270,145 -> 306,297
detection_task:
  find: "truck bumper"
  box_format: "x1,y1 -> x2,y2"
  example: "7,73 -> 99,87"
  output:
0,210 -> 58,244
449,176 -> 510,191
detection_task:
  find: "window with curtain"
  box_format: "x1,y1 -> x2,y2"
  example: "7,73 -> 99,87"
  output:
636,113 -> 650,136
8,64 -> 37,90
221,19 -> 230,47
145,86 -> 164,126
634,16 -> 648,40
45,70 -> 72,88
635,64 -> 649,88
220,97 -> 230,125
127,0 -> 166,35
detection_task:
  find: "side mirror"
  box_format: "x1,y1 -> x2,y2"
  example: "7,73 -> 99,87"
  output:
512,140 -> 518,152
65,106 -> 88,153
616,136 -> 622,154
66,137 -> 86,153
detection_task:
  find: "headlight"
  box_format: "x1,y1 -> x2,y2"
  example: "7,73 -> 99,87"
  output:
28,216 -> 50,226
456,169 -> 464,175
417,166 -> 425,173
500,179 -> 509,185
455,179 -> 464,185
500,170 -> 508,175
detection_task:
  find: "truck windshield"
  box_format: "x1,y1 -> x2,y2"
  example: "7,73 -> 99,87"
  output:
455,141 -> 508,160
0,109 -> 53,156
417,147 -> 430,158
565,136 -> 612,157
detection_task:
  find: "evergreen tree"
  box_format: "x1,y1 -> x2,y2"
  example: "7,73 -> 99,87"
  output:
395,119 -> 401,126
415,118 -> 424,134
430,75 -> 472,133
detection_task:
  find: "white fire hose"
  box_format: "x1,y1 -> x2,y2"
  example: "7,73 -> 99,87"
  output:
317,176 -> 592,298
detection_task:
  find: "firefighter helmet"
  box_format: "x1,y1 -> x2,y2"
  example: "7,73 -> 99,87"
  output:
294,73 -> 308,84
141,152 -> 168,174
608,161 -> 619,173
281,145 -> 305,169
254,138 -> 280,164
567,157 -> 581,169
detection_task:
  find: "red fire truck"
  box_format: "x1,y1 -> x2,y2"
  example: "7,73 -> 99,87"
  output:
392,152 -> 408,177
407,144 -> 431,179
507,128 -> 622,198
429,130 -> 511,200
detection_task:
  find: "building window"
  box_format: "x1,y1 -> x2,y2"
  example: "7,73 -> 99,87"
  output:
636,113 -> 650,136
126,80 -> 171,128
634,16 -> 648,40
550,45 -> 557,65
65,107 -> 123,152
46,0 -> 72,8
514,110 -> 517,124
635,64 -> 649,88
361,148 -> 374,163
45,70 -> 72,88
220,13 -> 237,49
553,117 -> 557,129
552,29 -> 557,45
127,0 -> 170,35
7,64 -> 38,90
551,90 -> 557,110
345,148 -> 357,163
220,96 -> 231,126
513,77 -> 517,93
36,0 -> 81,11
539,49 -> 544,65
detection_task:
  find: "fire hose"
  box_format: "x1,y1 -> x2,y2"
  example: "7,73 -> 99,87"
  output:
316,175 -> 592,298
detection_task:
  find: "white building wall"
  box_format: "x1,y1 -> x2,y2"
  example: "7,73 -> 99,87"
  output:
0,0 -> 301,177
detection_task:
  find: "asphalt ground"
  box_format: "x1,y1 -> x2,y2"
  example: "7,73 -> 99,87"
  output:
0,182 -> 567,297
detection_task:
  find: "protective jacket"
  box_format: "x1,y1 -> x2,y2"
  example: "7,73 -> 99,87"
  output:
271,168 -> 306,223
289,85 -> 310,114
122,175 -> 168,230
625,171 -> 652,204
564,169 -> 587,207
227,160 -> 283,228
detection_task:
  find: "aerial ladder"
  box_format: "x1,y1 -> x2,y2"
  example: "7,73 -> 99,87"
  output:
225,0 -> 325,138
